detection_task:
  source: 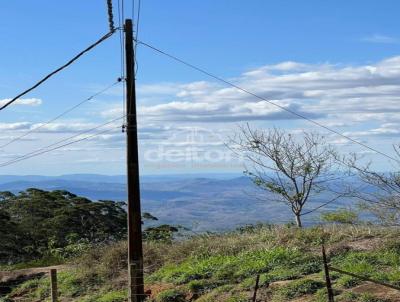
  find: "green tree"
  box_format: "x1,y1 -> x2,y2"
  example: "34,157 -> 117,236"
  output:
0,189 -> 127,263
0,207 -> 24,263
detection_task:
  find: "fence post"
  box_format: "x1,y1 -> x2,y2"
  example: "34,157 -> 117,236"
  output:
252,274 -> 260,302
50,269 -> 57,302
321,245 -> 334,302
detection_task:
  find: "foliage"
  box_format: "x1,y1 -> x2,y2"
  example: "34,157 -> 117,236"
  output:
336,275 -> 361,288
0,188 -> 181,265
156,289 -> 186,302
7,224 -> 400,302
0,207 -> 24,263
150,246 -> 320,285
321,208 -> 359,224
273,279 -> 324,300
143,225 -> 180,243
96,290 -> 127,302
0,189 -> 127,264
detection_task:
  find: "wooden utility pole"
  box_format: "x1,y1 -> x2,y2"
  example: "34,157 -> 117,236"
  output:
125,19 -> 145,302
50,269 -> 58,302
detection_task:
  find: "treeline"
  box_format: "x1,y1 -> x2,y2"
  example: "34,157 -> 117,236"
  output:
0,188 -> 178,265
0,189 -> 127,264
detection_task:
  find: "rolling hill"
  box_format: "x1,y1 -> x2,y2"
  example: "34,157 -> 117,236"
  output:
0,174 -> 355,231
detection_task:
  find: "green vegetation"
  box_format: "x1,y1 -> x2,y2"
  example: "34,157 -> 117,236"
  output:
0,189 -> 179,266
4,224 -> 400,301
0,189 -> 127,264
272,279 -> 324,300
321,208 -> 359,224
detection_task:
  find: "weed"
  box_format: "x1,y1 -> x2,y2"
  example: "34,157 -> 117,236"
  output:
156,288 -> 186,302
273,279 -> 324,300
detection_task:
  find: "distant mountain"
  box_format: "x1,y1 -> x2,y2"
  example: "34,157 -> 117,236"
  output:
0,173 -> 241,184
0,173 -> 357,231
0,174 -> 126,184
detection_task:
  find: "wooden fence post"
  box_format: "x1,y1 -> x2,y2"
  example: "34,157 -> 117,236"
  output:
322,245 -> 334,302
50,269 -> 57,302
252,274 -> 260,302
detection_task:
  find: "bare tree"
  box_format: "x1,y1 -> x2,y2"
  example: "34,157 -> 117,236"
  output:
346,146 -> 400,226
230,126 -> 341,227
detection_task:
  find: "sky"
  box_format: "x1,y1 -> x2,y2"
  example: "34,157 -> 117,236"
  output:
1,0 -> 400,175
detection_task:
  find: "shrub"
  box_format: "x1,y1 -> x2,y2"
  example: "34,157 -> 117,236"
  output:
359,293 -> 391,302
336,291 -> 359,302
274,279 -> 324,300
57,271 -> 86,297
321,209 -> 359,225
187,279 -> 218,294
336,275 -> 360,288
156,289 -> 186,302
97,290 -> 127,302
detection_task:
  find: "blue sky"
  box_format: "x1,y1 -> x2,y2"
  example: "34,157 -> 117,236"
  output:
1,1 -> 400,175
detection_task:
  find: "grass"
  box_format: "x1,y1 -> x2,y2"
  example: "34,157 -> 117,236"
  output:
0,255 -> 64,271
149,246 -> 320,286
272,278 -> 325,300
4,224 -> 400,301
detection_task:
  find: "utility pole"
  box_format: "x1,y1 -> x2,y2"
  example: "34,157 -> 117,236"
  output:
125,19 -> 145,302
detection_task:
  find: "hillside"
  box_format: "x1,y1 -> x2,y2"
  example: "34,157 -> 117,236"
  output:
2,225 -> 400,302
0,174 -> 358,230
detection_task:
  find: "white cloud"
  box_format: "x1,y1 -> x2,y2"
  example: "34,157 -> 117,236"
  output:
33,122 -> 100,133
362,34 -> 398,44
0,122 -> 31,131
100,107 -> 124,119
8,54 -> 400,171
0,98 -> 42,107
343,124 -> 400,138
138,100 -> 322,122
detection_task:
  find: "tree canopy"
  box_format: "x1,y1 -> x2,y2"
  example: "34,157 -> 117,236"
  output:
0,189 -> 127,263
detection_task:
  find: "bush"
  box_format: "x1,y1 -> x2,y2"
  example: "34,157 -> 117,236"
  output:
75,241 -> 127,286
336,275 -> 360,288
313,288 -> 341,302
187,279 -> 218,293
321,209 -> 358,224
156,289 -> 186,302
274,279 -> 324,300
359,293 -> 391,302
97,290 -> 127,302
150,246 -> 318,285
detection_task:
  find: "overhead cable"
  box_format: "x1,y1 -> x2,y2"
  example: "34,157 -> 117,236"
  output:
0,30 -> 118,111
137,39 -> 400,164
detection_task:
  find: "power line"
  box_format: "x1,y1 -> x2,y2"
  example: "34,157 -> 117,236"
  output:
121,0 -> 125,24
135,0 -> 142,49
0,116 -> 124,168
301,196 -> 342,216
0,80 -> 121,149
117,0 -> 125,80
0,30 -> 118,112
106,0 -> 115,31
132,0 -> 135,21
118,0 -> 127,125
134,0 -> 142,75
137,40 -> 400,164
0,126 -> 121,168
